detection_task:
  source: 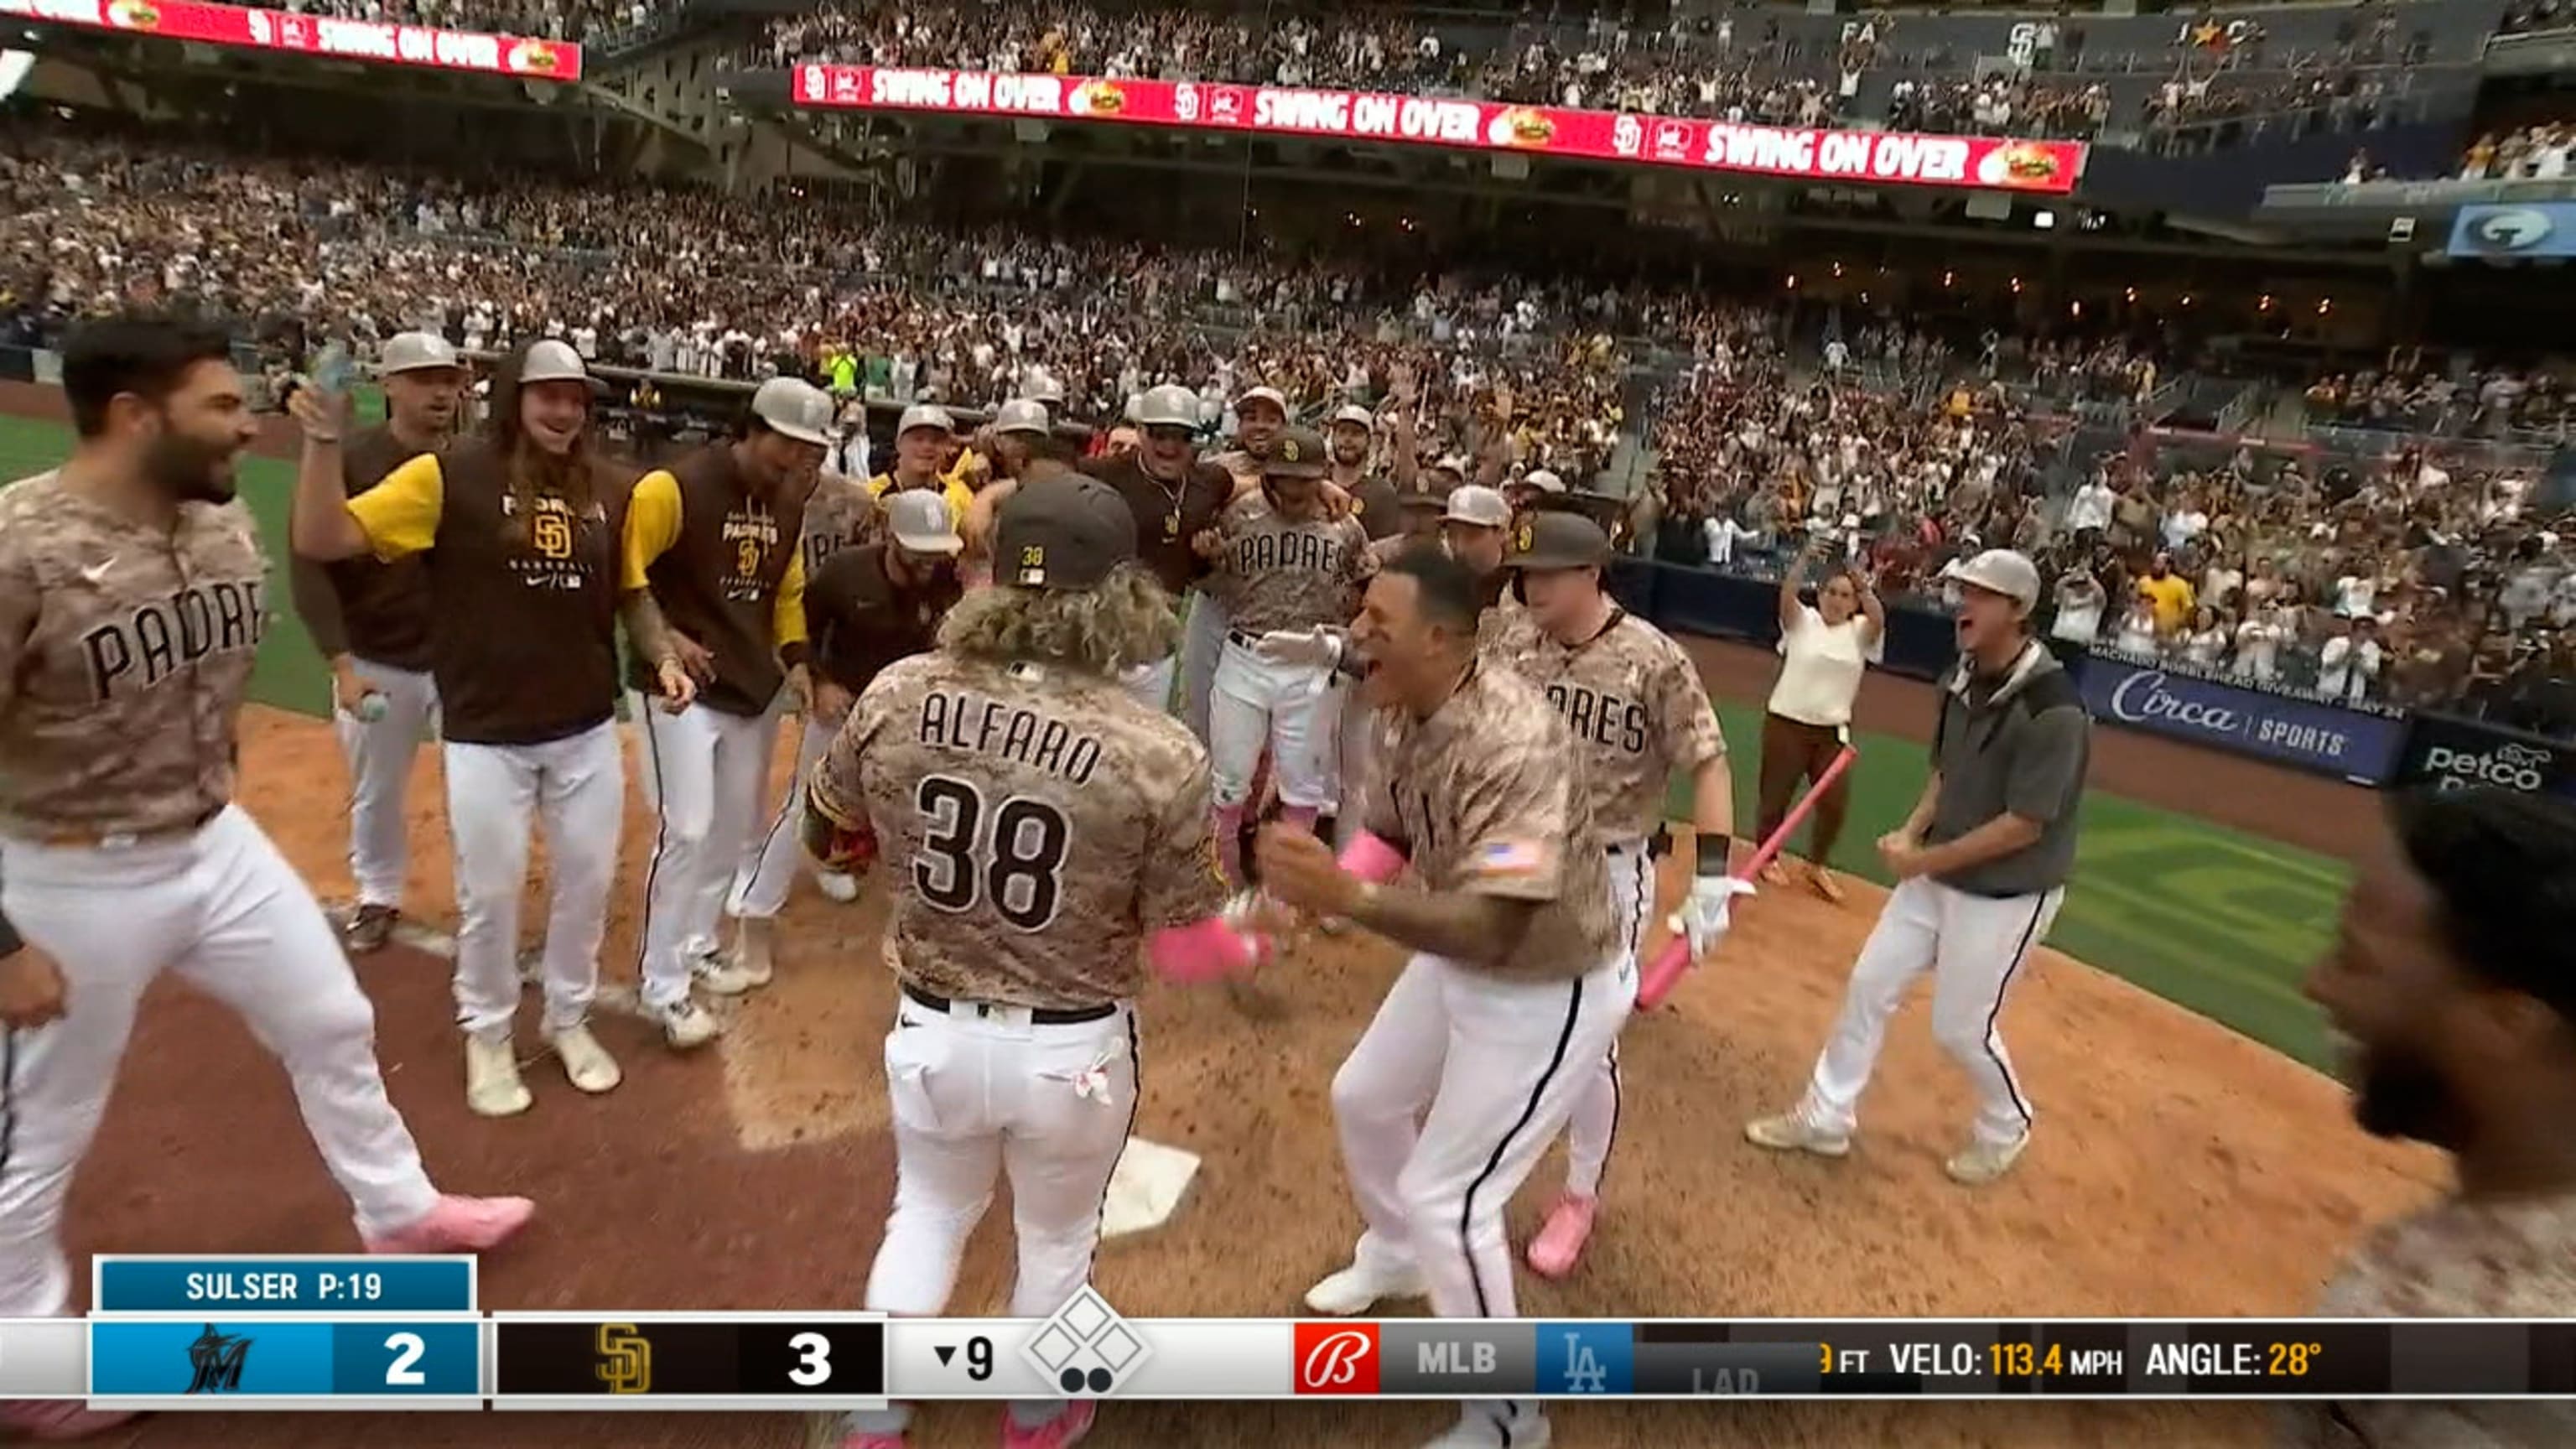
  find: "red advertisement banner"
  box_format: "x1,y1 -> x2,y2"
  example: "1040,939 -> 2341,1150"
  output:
792,65 -> 2084,194
1,0 -> 583,81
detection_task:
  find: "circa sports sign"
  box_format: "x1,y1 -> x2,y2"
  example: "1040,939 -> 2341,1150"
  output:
2079,657 -> 2407,784
790,64 -> 2087,195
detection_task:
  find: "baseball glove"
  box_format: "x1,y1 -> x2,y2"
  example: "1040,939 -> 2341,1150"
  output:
800,787 -> 879,874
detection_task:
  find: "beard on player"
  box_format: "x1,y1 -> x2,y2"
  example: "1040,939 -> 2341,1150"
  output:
144,414 -> 247,504
938,560 -> 1179,678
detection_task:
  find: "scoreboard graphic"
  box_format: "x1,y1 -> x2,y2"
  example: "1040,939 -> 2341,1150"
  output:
6,1256 -> 2568,1410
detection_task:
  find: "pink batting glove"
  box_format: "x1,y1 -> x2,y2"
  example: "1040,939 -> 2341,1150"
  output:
1336,830 -> 1408,885
1148,914 -> 1271,985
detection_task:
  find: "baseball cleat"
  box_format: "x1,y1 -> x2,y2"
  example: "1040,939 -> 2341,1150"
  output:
344,902 -> 400,954
999,1400 -> 1095,1449
464,1036 -> 532,1118
726,919 -> 777,989
1421,1403 -> 1551,1449
1525,1192 -> 1598,1280
693,950 -> 764,998
1303,1259 -> 1426,1317
1808,866 -> 1846,903
366,1194 -> 535,1254
651,997 -> 722,1050
1744,1112 -> 1852,1158
815,870 -> 861,903
543,1024 -> 621,1094
0,1400 -> 138,1439
1945,1130 -> 2031,1186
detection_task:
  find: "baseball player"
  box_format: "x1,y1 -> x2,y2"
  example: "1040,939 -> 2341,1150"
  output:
1175,386 -> 1286,740
1488,513 -> 1747,1280
727,457 -> 885,918
1327,402 -> 1404,543
809,479 -> 1244,1449
626,377 -> 834,1039
0,318 -> 529,1410
294,340 -> 692,1116
872,405 -> 975,527
1746,549 -> 2088,1185
288,330 -> 463,954
728,491 -> 964,981
1256,542 -> 1631,1449
1202,427 -> 1374,885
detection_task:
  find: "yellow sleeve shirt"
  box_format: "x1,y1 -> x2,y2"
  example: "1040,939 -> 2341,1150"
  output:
774,550 -> 809,653
344,454 -> 446,561
867,472 -> 974,527
621,470 -> 686,592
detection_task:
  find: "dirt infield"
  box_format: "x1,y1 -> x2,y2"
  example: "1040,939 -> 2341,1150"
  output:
45,704 -> 2443,1448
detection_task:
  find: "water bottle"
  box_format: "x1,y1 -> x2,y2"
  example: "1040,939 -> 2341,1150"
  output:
314,339 -> 357,397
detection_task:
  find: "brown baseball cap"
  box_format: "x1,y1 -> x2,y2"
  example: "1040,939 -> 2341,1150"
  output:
1264,427 -> 1330,480
1505,511 -> 1612,571
998,477 -> 1139,590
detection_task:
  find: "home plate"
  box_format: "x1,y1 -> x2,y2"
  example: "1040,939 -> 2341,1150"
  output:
1102,1137 -> 1200,1239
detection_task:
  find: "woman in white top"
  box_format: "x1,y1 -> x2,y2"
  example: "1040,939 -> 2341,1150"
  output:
1757,535 -> 1884,903
2179,604 -> 2230,671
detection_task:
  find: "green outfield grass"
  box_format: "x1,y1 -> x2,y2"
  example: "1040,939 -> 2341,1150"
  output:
0,413 -> 2351,1070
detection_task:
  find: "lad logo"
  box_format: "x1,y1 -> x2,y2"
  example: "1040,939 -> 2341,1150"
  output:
184,1325 -> 252,1394
1536,1322 -> 1633,1394
1293,1322 -> 1379,1394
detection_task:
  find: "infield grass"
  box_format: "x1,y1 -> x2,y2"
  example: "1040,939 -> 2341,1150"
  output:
0,413 -> 2351,1069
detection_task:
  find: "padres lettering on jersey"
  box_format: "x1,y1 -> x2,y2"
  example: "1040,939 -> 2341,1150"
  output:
624,448 -> 809,718
1211,499 -> 1373,635
0,473 -> 269,839
798,473 -> 879,579
1360,662 -> 1618,981
1486,610 -> 1726,841
808,653 -> 1228,1010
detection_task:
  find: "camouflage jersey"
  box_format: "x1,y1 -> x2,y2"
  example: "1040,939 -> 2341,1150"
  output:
798,471 -> 880,579
2282,1190 -> 2576,1447
1483,608 -> 1726,844
1205,496 -> 1373,636
0,473 -> 267,840
1360,658 -> 1618,982
809,650 -> 1229,1009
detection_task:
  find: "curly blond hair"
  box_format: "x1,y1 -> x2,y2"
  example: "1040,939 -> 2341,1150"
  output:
937,563 -> 1181,677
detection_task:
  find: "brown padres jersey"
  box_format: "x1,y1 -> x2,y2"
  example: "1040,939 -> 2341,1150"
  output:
1079,451 -> 1232,599
0,473 -> 268,839
798,471 -> 880,579
1208,497 -> 1373,636
811,652 -> 1229,1009
1361,660 -> 1618,981
288,424 -> 435,673
1486,609 -> 1726,843
807,543 -> 961,693
2283,1191 -> 2576,1446
626,446 -> 808,719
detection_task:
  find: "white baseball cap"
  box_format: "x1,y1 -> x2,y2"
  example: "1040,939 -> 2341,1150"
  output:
1021,371 -> 1066,406
377,331 -> 460,376
1430,454 -> 1470,476
1330,404 -> 1374,429
897,403 -> 955,438
885,489 -> 963,556
1443,485 -> 1512,529
1952,548 -> 2042,610
993,398 -> 1051,437
1235,386 -> 1289,415
750,377 -> 836,447
517,339 -> 590,387
1521,469 -> 1566,496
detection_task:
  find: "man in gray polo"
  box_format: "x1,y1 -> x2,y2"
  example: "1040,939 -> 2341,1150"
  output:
1746,548 -> 2088,1185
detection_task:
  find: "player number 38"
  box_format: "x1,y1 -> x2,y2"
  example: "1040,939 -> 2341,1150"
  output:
914,775 -> 1073,931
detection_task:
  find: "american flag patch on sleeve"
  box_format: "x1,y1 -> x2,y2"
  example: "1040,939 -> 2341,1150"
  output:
1472,840 -> 1551,878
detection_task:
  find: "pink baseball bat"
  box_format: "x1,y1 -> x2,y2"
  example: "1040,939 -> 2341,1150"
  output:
1634,741 -> 1859,1012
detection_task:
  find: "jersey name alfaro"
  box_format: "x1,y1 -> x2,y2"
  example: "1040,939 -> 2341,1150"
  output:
915,685 -> 1104,786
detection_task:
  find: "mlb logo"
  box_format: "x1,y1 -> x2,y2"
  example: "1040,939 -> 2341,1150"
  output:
1293,1322 -> 1379,1394
1536,1322 -> 1633,1394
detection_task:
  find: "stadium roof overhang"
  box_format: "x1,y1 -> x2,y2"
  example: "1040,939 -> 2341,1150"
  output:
8,23 -> 604,112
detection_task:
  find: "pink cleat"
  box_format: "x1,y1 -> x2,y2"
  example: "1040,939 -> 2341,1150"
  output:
0,1400 -> 138,1440
1525,1192 -> 1598,1280
363,1194 -> 535,1254
1000,1400 -> 1096,1449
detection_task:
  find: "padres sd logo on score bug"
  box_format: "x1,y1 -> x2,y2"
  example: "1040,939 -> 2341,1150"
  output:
596,1323 -> 652,1394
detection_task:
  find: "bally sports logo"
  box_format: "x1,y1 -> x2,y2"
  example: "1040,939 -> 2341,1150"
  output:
2423,741 -> 2552,793
1294,1322 -> 1379,1394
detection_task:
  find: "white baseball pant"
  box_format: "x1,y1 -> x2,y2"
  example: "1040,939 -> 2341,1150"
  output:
1119,652 -> 1177,715
1330,950 -> 1634,1317
1331,679 -> 1373,851
1795,876 -> 2064,1146
1176,589 -> 1228,743
731,707 -> 840,920
1207,637 -> 1338,811
332,657 -> 438,911
845,990 -> 1138,1438
445,722 -> 624,1041
1557,838 -> 1654,1200
634,698 -> 780,1010
0,806 -> 444,1315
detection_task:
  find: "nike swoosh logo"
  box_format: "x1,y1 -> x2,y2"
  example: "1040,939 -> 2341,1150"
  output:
80,559 -> 115,584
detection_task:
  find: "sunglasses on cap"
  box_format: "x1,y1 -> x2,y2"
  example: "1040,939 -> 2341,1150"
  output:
1143,425 -> 1195,443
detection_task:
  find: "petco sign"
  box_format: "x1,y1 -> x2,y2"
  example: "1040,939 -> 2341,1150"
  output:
2396,715 -> 2576,801
2080,657 -> 2407,784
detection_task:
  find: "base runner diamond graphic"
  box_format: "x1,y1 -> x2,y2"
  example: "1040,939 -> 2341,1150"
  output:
1020,1287 -> 1150,1396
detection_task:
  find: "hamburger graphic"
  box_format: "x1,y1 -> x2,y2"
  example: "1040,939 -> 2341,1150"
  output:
1070,80 -> 1127,117
1976,141 -> 2062,188
507,39 -> 563,73
104,0 -> 161,30
1483,106 -> 1555,148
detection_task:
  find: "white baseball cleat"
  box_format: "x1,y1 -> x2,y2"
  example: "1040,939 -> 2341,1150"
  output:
1743,1112 -> 1852,1158
464,1036 -> 532,1118
816,870 -> 860,903
651,997 -> 722,1050
727,918 -> 777,989
543,1023 -> 622,1094
693,948 -> 765,998
1420,1403 -> 1551,1449
1945,1130 -> 2031,1186
1303,1259 -> 1427,1317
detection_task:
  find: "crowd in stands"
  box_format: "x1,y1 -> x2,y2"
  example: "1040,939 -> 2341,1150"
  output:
2497,0 -> 2573,33
2303,358 -> 2568,439
2459,121 -> 2576,179
278,0 -> 653,44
